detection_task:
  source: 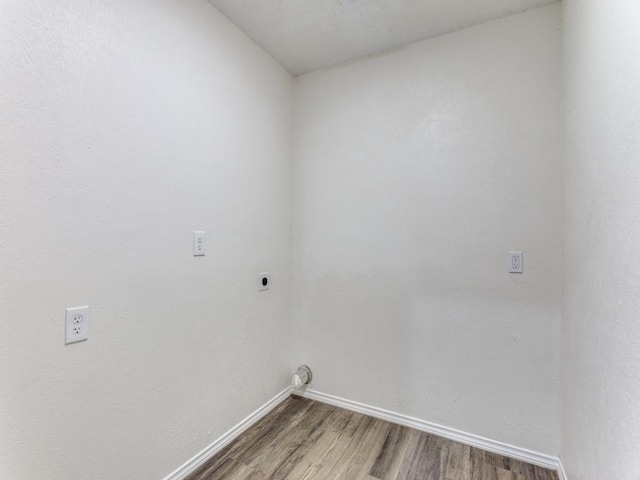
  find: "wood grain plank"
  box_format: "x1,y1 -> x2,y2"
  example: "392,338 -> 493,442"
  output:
440,441 -> 473,480
187,396 -> 312,479
322,416 -> 392,480
510,459 -> 558,480
256,402 -> 335,478
496,466 -> 527,480
282,430 -> 346,480
395,430 -> 443,480
185,396 -> 559,480
232,398 -> 321,465
321,403 -> 365,437
369,423 -> 413,480
188,457 -> 264,480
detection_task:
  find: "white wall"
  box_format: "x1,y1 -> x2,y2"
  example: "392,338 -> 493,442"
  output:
0,1 -> 292,478
561,0 -> 640,478
293,4 -> 562,454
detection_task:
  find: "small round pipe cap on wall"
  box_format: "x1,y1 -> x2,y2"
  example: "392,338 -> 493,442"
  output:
292,365 -> 312,388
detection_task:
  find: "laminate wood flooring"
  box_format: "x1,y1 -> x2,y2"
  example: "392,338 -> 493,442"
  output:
186,396 -> 559,480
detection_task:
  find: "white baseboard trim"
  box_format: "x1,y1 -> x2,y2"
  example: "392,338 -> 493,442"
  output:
163,386 -> 293,480
295,388 -> 562,474
557,459 -> 568,480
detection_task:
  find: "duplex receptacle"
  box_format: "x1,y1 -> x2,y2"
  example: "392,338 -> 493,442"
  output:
508,251 -> 523,273
65,306 -> 89,344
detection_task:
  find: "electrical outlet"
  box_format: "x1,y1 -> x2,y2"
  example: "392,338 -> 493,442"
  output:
193,231 -> 206,256
509,251 -> 523,273
65,306 -> 89,344
259,272 -> 271,291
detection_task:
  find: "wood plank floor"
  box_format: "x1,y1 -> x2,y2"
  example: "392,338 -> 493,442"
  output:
186,396 -> 559,480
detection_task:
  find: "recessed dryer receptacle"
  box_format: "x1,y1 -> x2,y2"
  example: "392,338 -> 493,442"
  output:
259,272 -> 271,291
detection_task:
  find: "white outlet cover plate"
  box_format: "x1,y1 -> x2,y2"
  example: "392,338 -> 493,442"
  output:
508,251 -> 523,273
65,306 -> 89,344
259,272 -> 271,291
193,231 -> 206,256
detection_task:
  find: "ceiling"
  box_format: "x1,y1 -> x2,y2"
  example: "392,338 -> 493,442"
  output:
207,0 -> 558,76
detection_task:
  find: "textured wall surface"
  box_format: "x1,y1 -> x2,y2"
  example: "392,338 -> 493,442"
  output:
0,1 -> 292,478
561,0 -> 640,478
292,4 -> 562,454
208,0 -> 558,75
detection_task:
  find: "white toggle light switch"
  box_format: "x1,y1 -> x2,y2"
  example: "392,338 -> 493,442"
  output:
509,251 -> 523,273
193,231 -> 206,256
